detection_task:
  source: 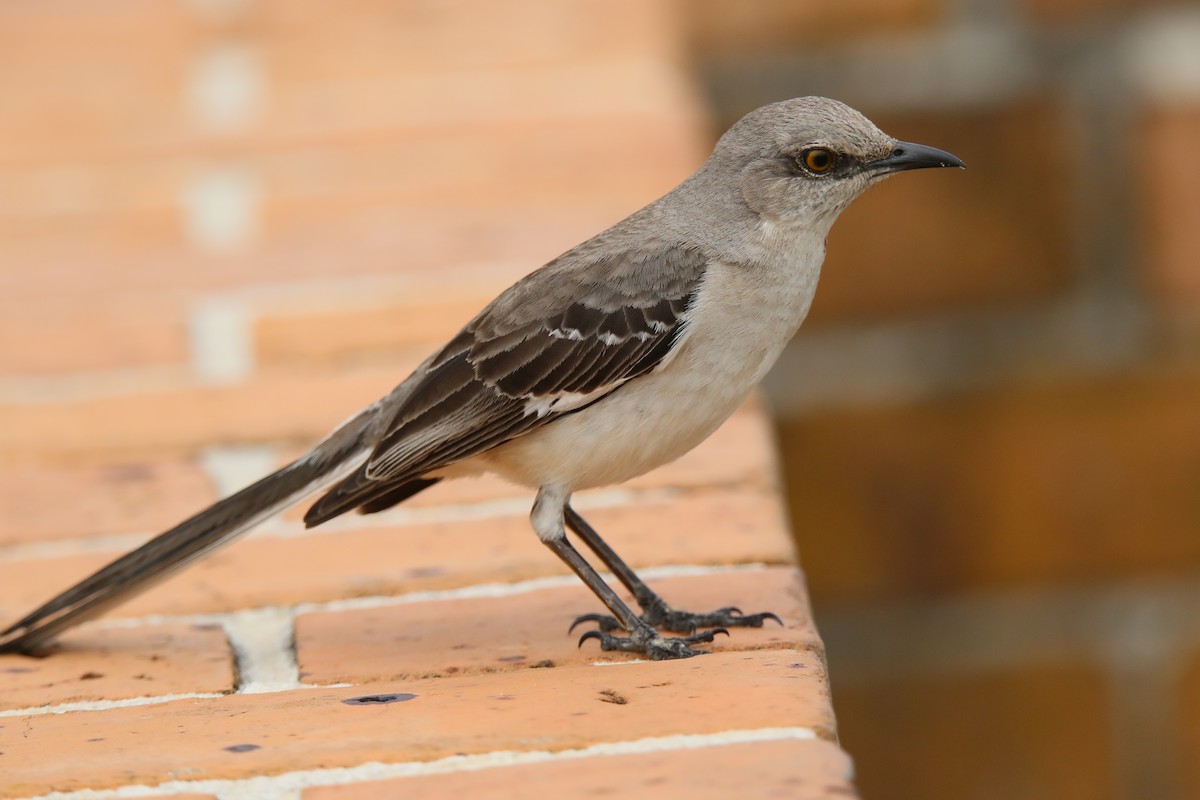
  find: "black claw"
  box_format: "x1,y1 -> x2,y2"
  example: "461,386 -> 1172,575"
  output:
578,629 -> 605,649
687,627 -> 729,644
656,607 -> 783,632
569,612 -> 622,634
713,609 -> 781,629
724,611 -> 783,628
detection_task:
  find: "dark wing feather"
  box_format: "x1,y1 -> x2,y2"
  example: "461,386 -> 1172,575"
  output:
303,245 -> 708,527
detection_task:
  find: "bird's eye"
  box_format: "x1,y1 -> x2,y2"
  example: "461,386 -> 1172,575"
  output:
800,148 -> 837,174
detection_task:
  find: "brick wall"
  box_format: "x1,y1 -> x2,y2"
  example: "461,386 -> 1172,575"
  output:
0,2 -> 855,798
5,0 -> 1196,796
685,1 -> 1200,798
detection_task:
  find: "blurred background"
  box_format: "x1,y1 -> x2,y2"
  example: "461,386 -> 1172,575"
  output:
1,1 -> 1198,797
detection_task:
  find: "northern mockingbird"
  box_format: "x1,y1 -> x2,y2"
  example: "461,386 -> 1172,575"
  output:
0,97 -> 962,659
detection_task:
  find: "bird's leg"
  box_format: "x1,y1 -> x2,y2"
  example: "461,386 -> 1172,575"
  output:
564,504 -> 782,634
532,488 -> 723,659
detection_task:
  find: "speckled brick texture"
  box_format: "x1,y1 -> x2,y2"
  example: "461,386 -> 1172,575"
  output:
0,1 -> 855,798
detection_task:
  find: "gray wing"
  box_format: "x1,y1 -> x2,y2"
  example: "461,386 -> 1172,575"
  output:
302,245 -> 708,526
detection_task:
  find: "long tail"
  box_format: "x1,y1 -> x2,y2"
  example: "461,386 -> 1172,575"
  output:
0,403 -> 384,654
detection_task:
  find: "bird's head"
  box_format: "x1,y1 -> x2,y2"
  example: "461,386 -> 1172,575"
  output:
712,96 -> 964,229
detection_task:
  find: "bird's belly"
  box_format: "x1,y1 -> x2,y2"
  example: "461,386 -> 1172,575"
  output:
476,366 -> 747,491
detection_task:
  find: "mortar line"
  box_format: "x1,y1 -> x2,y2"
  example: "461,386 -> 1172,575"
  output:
0,693 -> 227,718
222,607 -> 302,694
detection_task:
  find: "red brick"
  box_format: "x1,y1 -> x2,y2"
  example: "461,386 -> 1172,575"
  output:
261,0 -> 682,69
0,624 -> 233,710
253,293 -> 493,367
0,0 -> 193,162
0,0 -> 706,387
0,230 -> 572,371
249,122 -> 699,256
1139,106 -> 1200,315
0,302 -> 188,375
0,124 -> 683,291
778,365 -> 1200,603
835,663 -> 1117,800
2,650 -> 831,795
259,0 -> 696,133
0,363 -> 413,460
0,487 -> 794,622
304,738 -> 856,800
1177,648 -> 1200,798
0,1 -> 695,163
0,0 -> 703,288
0,5 -> 834,800
296,568 -> 816,683
684,0 -> 940,54
0,455 -> 216,546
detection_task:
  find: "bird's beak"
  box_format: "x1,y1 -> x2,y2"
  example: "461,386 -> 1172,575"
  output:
868,141 -> 965,175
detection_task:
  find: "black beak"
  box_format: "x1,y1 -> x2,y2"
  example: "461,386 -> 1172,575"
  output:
868,141 -> 965,175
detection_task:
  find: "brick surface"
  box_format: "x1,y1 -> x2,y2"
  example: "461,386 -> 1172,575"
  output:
779,365 -> 1200,603
260,0 -> 694,133
253,293 -> 494,367
0,624 -> 233,710
809,101 -> 1074,326
0,488 -> 794,622
1177,649 -> 1200,799
0,3 -> 852,797
249,118 -> 699,221
0,0 -> 192,161
1140,106 -> 1200,315
2,650 -> 831,795
0,0 -> 704,384
0,0 -> 702,293
296,568 -> 816,683
834,663 -> 1117,800
684,0 -> 939,54
0,455 -> 216,546
0,218 -> 585,317
0,363 -> 411,459
0,302 -> 189,375
303,738 -> 856,800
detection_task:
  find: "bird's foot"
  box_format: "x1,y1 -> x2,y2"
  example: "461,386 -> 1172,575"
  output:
571,602 -> 782,635
578,624 -> 728,660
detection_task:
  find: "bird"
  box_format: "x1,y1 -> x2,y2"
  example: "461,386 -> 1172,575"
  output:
0,97 -> 963,659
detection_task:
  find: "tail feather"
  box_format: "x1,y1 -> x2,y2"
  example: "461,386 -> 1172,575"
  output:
0,405 -> 380,654
356,478 -> 441,515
